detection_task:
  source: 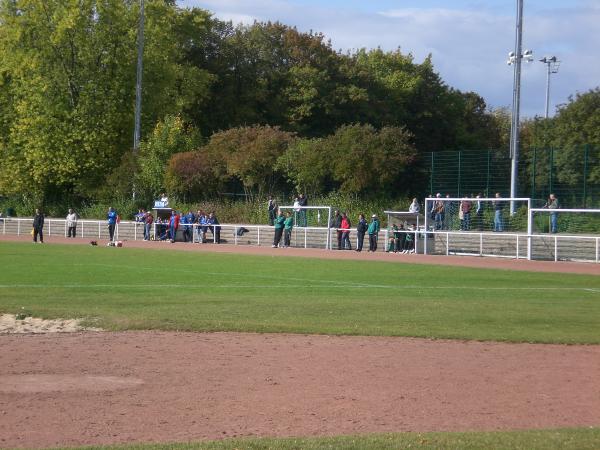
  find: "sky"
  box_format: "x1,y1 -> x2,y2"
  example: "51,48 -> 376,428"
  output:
177,0 -> 600,118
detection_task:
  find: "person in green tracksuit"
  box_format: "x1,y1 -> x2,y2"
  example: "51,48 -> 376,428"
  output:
368,214 -> 380,252
283,212 -> 294,247
272,210 -> 286,248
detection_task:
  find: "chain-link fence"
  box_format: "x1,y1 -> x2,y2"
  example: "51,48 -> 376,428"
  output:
425,146 -> 599,208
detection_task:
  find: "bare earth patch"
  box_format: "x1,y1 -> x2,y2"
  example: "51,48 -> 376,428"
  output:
0,314 -> 102,334
0,331 -> 599,449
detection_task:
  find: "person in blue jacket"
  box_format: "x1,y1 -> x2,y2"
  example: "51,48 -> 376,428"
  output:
107,207 -> 118,241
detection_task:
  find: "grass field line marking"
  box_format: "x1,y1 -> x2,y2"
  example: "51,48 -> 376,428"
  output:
1,284 -> 599,293
69,263 -> 355,287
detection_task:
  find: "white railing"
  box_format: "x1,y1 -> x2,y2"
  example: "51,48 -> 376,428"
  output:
2,217 -> 598,263
421,230 -> 600,263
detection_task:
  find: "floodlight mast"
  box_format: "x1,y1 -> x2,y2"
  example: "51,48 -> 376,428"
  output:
507,0 -> 533,215
539,56 -> 560,119
132,0 -> 145,199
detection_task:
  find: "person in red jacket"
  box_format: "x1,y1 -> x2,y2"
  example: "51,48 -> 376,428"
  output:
340,212 -> 352,250
169,210 -> 180,243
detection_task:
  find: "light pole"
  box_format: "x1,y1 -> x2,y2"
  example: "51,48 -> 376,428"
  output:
539,56 -> 560,118
507,0 -> 533,215
133,0 -> 145,199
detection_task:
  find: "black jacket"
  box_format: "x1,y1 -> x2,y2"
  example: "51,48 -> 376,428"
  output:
33,213 -> 44,229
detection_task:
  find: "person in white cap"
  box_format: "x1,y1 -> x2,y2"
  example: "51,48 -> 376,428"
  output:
367,214 -> 380,252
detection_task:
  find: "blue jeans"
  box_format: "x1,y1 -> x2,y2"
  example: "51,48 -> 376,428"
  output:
494,210 -> 503,231
435,212 -> 442,230
550,212 -> 558,233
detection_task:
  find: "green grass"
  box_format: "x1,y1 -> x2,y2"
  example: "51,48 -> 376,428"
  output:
1,242 -> 600,343
52,428 -> 600,450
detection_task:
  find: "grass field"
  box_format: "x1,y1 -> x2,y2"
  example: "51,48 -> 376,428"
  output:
57,428 -> 600,450
1,242 -> 600,343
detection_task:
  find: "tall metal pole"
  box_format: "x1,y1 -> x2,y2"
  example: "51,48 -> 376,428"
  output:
509,0 -> 524,215
134,0 -> 145,151
539,56 -> 559,119
132,0 -> 145,199
544,61 -> 551,119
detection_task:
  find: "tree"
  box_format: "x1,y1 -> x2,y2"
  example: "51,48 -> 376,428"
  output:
325,124 -> 417,196
164,150 -> 223,201
0,0 -> 212,201
135,115 -> 201,201
201,125 -> 296,199
276,138 -> 332,198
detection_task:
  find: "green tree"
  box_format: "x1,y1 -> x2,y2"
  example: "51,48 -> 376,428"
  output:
136,115 -> 201,201
0,0 -> 212,202
202,125 -> 296,199
276,138 -> 331,198
325,124 -> 417,197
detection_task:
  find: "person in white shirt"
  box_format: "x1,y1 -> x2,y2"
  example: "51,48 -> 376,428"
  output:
66,208 -> 78,238
408,198 -> 420,214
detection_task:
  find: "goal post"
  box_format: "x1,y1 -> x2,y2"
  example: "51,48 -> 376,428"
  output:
424,197 -> 531,233
423,197 -> 531,256
277,205 -> 332,249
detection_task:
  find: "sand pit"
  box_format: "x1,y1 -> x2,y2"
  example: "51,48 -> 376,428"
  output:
0,314 -> 102,334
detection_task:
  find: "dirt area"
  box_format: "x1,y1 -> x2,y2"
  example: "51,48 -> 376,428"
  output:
0,234 -> 599,448
0,332 -> 599,449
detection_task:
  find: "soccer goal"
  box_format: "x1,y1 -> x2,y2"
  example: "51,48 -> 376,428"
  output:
424,197 -> 531,233
277,205 -> 333,249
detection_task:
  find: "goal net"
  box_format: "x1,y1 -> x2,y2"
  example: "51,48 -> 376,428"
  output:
424,197 -> 531,233
277,205 -> 333,249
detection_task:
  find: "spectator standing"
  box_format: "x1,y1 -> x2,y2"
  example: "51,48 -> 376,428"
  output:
66,208 -> 78,238
298,193 -> 308,227
107,207 -> 118,241
434,194 -> 444,230
367,214 -> 380,252
32,208 -> 44,243
408,198 -> 420,214
460,198 -> 472,231
283,211 -> 294,247
267,196 -> 277,226
144,211 -> 154,241
355,214 -> 367,252
272,210 -> 285,248
475,193 -> 484,231
169,210 -> 180,243
340,212 -> 351,250
493,193 -> 503,232
183,210 -> 195,242
544,193 -> 560,233
207,212 -> 221,243
329,210 -> 342,250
